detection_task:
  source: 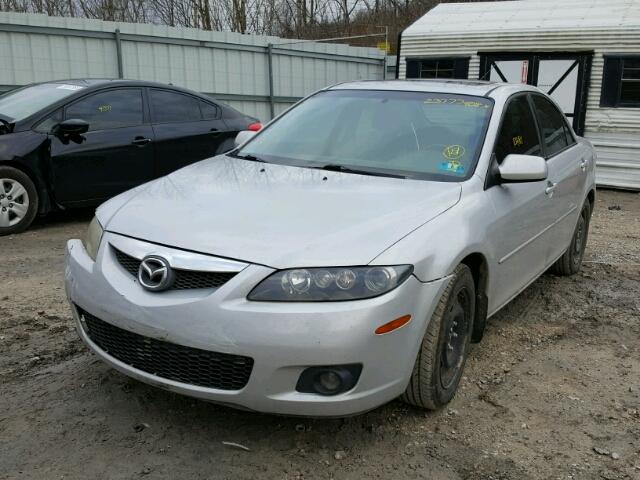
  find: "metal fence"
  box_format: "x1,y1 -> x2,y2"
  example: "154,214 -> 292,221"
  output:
0,12 -> 386,120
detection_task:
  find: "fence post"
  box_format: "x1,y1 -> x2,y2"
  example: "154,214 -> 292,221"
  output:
114,28 -> 124,79
267,43 -> 275,119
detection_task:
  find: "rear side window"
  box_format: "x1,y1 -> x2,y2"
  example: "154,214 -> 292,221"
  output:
150,90 -> 201,123
494,95 -> 542,163
66,89 -> 143,132
532,96 -> 572,157
199,100 -> 219,120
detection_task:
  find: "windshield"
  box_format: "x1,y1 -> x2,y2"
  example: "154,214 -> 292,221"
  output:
0,83 -> 85,122
238,90 -> 493,181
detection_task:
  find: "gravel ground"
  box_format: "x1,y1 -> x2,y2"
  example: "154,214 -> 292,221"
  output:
1,189 -> 639,480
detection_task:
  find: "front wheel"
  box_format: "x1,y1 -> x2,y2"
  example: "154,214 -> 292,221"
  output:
550,200 -> 591,276
401,264 -> 475,410
0,166 -> 39,235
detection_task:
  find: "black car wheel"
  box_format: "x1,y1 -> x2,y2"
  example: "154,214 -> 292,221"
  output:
550,200 -> 591,276
401,264 -> 475,410
0,166 -> 38,235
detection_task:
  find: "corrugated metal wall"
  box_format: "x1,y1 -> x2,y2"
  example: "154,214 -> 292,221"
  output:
399,30 -> 640,190
0,12 -> 385,121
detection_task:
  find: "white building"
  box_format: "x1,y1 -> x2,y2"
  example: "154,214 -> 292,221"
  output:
397,0 -> 640,189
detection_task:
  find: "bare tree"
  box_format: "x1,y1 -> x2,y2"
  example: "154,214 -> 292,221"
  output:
0,0 -> 491,52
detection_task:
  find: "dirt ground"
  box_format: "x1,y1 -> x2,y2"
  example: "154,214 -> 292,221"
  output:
1,189 -> 639,480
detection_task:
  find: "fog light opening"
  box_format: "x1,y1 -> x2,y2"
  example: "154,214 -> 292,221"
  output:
296,364 -> 362,396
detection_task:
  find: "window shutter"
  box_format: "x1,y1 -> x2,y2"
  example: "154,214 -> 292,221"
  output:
406,59 -> 420,78
453,58 -> 470,79
600,57 -> 622,107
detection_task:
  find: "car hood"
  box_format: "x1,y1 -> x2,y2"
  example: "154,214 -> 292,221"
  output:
104,156 -> 462,268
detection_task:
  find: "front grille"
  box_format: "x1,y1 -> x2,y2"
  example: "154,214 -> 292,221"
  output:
113,247 -> 237,290
79,308 -> 254,390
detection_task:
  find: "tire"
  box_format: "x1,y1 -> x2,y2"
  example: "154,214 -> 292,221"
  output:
550,200 -> 591,276
0,166 -> 39,236
401,264 -> 475,410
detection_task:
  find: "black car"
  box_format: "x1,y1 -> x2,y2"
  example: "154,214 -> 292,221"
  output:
0,79 -> 261,234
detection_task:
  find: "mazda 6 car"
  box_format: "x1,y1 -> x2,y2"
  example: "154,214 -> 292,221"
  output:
65,80 -> 596,416
0,79 -> 260,234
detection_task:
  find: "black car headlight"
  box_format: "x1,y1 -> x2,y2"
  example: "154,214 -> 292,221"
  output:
248,265 -> 413,302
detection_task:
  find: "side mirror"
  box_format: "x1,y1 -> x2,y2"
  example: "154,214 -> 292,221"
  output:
234,130 -> 257,148
498,154 -> 547,183
52,119 -> 89,137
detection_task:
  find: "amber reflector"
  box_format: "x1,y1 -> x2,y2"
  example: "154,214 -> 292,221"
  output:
375,315 -> 412,335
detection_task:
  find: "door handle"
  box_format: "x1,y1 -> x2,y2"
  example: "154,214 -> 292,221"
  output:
132,137 -> 151,146
545,181 -> 557,197
209,128 -> 222,136
580,158 -> 588,171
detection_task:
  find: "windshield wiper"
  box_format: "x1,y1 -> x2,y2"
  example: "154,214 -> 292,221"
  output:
314,164 -> 406,179
230,152 -> 267,163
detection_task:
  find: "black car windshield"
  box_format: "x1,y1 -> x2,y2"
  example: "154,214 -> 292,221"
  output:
0,83 -> 85,122
238,89 -> 493,181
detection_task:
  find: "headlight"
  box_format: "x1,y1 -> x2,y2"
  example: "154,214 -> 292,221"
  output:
248,265 -> 413,302
83,216 -> 103,261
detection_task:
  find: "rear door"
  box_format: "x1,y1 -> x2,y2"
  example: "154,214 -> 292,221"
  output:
530,94 -> 586,263
485,94 -> 555,312
49,87 -> 155,204
148,88 -> 229,177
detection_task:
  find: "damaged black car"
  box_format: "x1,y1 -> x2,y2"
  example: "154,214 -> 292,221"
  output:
0,79 -> 260,234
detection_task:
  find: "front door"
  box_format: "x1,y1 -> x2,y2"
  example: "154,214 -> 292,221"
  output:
50,88 -> 155,205
480,53 -> 592,135
485,94 -> 556,313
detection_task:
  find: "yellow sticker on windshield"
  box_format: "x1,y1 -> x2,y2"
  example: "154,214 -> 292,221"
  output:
97,104 -> 112,113
424,98 -> 489,108
443,145 -> 466,161
512,135 -> 524,147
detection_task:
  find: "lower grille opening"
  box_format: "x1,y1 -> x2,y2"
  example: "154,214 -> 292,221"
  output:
78,308 -> 253,390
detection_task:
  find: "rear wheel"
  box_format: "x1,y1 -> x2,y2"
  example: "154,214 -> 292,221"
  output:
401,264 -> 475,410
0,166 -> 38,235
551,201 -> 591,276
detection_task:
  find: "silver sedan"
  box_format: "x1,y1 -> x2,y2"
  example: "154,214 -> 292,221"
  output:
65,80 -> 596,416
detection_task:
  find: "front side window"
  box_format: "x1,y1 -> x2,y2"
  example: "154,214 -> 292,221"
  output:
600,56 -> 640,107
34,108 -> 63,133
150,90 -> 201,123
238,90 -> 493,181
0,83 -> 85,122
66,89 -> 143,131
494,95 -> 542,163
532,95 -> 573,157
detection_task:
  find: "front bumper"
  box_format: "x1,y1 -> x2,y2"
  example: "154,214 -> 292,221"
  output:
65,233 -> 449,416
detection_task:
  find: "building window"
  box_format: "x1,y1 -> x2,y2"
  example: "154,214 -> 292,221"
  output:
621,58 -> 640,104
405,57 -> 470,80
420,59 -> 454,78
600,55 -> 640,108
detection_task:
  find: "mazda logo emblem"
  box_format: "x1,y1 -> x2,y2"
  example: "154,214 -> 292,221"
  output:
138,255 -> 174,292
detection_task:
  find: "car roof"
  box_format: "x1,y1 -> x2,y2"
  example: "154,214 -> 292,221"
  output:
328,79 -> 536,97
9,78 -> 251,130
36,78 -> 199,92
